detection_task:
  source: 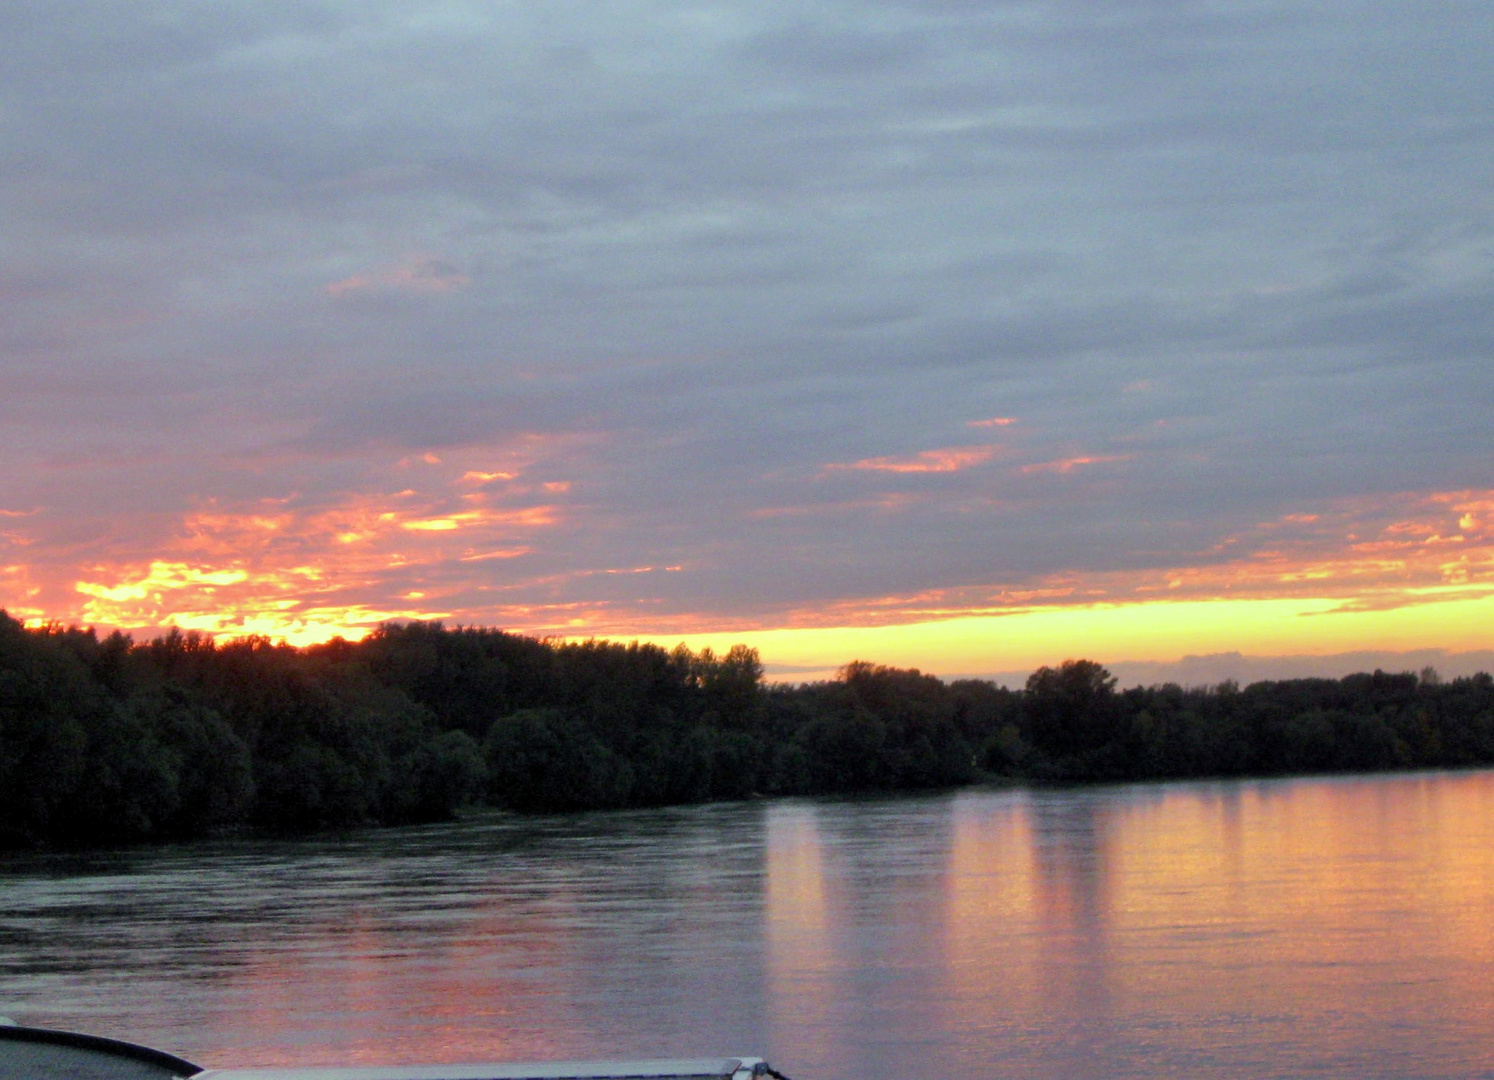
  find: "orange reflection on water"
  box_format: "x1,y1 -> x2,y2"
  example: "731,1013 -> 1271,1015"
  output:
937,774 -> 1494,1077
941,793 -> 1121,1077
763,803 -> 846,1077
1104,777 -> 1494,1068
943,796 -> 1042,1015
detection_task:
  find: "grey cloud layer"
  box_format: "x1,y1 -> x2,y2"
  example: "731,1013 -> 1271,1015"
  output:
2,0 -> 1491,622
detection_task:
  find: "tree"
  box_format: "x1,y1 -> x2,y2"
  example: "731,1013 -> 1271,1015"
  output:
1023,659 -> 1121,768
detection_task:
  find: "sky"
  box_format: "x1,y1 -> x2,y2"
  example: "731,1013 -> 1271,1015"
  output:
2,0 -> 1492,684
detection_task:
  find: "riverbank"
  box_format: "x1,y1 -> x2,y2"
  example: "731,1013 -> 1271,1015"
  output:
4,611 -> 1492,848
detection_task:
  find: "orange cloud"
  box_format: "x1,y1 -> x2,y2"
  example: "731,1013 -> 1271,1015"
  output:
587,488 -> 1494,644
77,562 -> 250,603
54,445 -> 575,643
0,563 -> 46,623
795,488 -> 1494,628
828,445 -> 997,474
967,417 -> 1017,428
459,547 -> 533,562
9,462 -> 1494,669
50,484 -> 1491,646
399,506 -> 558,532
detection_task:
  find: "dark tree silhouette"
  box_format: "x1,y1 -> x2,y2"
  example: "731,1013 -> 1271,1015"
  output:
2,608 -> 1492,849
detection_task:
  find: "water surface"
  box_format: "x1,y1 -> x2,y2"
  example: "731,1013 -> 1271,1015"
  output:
4,771 -> 1494,1079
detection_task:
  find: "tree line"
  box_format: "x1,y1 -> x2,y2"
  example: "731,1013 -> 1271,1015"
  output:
2,610 -> 1492,848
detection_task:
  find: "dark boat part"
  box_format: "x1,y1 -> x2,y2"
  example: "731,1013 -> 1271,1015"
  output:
0,1021 -> 202,1079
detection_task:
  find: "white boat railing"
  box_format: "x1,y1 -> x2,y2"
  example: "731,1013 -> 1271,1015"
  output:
0,1023 -> 790,1080
195,1060 -> 770,1080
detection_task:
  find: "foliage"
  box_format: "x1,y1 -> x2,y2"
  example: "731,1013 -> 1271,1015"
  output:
2,608 -> 1493,848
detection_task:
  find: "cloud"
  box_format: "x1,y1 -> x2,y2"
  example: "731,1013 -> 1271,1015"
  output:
827,445 -> 997,474
0,1 -> 1491,668
1020,454 -> 1131,475
326,257 -> 469,297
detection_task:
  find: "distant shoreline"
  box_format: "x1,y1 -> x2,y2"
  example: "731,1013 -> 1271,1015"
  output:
3,612 -> 1491,850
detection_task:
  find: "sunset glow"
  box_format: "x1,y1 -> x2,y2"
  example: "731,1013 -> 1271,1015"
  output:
5,477 -> 1491,677
3,1 -> 1490,683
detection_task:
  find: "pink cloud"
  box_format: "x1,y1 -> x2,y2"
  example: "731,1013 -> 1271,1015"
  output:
1020,454 -> 1131,474
829,445 -> 996,474
326,257 -> 469,297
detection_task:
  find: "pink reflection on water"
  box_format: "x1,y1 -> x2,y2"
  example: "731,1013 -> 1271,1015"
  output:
936,776 -> 1494,1078
763,803 -> 846,1077
204,883 -> 589,1067
11,775 -> 1494,1080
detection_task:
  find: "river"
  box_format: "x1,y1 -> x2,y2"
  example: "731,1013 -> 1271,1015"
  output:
3,770 -> 1494,1079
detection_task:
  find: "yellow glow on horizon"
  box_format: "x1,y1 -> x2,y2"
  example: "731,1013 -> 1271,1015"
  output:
17,584 -> 1494,675
634,589 -> 1494,679
162,606 -> 448,647
4,483 -> 1489,675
